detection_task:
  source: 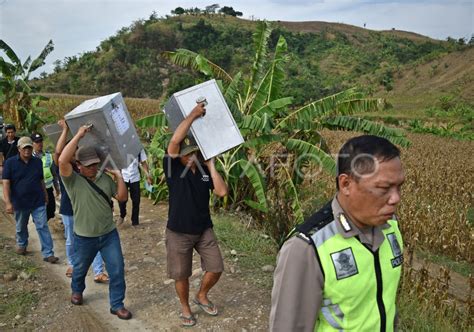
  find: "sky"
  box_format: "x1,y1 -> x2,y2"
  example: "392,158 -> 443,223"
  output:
0,0 -> 472,76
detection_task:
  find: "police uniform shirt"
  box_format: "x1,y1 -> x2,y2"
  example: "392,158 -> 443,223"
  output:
269,197 -> 389,332
163,155 -> 214,235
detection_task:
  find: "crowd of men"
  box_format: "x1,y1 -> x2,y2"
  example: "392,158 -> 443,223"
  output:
1,102 -> 406,330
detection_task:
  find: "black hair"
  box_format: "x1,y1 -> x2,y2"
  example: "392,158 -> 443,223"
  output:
336,135 -> 400,190
5,124 -> 16,131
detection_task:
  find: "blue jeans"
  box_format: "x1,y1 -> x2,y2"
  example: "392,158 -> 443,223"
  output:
14,205 -> 54,258
62,214 -> 104,275
71,229 -> 126,310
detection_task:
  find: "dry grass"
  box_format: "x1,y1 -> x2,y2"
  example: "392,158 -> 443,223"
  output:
40,93 -> 162,122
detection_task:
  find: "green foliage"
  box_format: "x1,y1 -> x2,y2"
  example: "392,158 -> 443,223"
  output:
33,15 -> 458,105
0,39 -> 54,131
140,21 -> 409,240
408,119 -> 473,141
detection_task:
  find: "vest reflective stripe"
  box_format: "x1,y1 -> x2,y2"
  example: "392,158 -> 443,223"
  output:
311,219 -> 403,332
42,153 -> 54,188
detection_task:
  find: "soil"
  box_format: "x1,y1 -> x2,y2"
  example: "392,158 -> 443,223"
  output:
0,186 -> 271,331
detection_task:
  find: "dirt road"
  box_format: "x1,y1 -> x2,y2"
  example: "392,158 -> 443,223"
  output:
0,184 -> 272,331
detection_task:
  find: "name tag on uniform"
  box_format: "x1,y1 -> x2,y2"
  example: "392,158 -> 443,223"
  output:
201,175 -> 210,182
387,233 -> 403,268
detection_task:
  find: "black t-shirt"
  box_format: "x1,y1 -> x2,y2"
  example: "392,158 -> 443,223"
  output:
163,156 -> 214,234
0,138 -> 18,161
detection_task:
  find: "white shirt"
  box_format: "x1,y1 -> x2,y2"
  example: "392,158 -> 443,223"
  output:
121,149 -> 147,183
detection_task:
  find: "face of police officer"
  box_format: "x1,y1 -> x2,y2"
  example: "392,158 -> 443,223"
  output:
337,157 -> 405,228
33,140 -> 43,153
77,162 -> 99,179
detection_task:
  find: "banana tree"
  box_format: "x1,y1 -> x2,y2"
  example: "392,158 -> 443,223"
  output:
0,39 -> 54,131
140,21 -> 409,238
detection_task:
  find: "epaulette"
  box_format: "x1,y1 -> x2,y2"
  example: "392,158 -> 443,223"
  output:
296,200 -> 334,238
281,201 -> 334,247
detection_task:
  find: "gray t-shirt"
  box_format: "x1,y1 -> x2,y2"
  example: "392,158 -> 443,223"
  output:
61,171 -> 117,237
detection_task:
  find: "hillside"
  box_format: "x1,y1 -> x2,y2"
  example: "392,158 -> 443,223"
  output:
33,14 -> 471,108
374,47 -> 474,118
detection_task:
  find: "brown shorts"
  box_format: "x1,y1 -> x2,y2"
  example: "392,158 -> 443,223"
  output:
165,227 -> 224,280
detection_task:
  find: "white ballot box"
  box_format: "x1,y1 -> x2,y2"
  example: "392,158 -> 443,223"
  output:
163,79 -> 244,160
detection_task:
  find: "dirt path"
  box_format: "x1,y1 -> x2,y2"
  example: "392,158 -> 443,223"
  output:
1,184 -> 470,330
0,185 -> 271,330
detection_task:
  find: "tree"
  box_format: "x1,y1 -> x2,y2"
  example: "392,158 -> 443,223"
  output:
205,4 -> 220,13
141,21 -> 409,239
219,6 -> 243,17
0,39 -> 54,131
171,7 -> 185,15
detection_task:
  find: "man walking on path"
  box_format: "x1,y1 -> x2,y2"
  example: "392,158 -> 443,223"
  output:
59,125 -> 131,320
270,135 -> 405,331
2,136 -> 58,263
31,133 -> 60,221
164,102 -> 228,327
117,148 -> 152,226
53,120 -> 109,282
0,124 -> 19,176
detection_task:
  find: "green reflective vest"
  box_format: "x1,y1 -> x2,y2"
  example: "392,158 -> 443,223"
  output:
41,152 -> 54,189
311,219 -> 403,331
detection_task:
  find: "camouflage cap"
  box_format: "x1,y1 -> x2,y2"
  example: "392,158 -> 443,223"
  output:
179,137 -> 199,156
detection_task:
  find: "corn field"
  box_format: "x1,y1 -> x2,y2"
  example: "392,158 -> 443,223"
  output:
41,93 -> 161,120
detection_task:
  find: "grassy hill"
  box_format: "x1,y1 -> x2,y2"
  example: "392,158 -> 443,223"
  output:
32,14 -> 472,110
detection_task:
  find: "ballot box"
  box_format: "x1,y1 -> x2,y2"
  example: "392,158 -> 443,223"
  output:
42,123 -> 72,147
163,79 -> 244,160
64,92 -> 143,169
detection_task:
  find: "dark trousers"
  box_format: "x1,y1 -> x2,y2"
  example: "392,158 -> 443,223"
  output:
46,187 -> 56,221
118,181 -> 141,225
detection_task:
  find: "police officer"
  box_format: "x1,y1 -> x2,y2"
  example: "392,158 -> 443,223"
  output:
31,133 -> 60,221
270,135 -> 405,331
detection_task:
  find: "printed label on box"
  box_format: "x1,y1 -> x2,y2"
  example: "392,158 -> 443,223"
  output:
111,103 -> 129,135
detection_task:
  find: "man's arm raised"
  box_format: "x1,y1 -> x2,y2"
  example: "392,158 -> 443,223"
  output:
58,125 -> 90,177
167,103 -> 206,157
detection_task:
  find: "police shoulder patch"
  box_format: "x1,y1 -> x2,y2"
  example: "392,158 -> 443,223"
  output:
330,247 -> 359,280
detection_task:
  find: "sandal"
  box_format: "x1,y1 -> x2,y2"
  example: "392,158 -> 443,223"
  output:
94,273 -> 109,283
179,313 -> 196,327
65,267 -> 73,278
193,298 -> 218,316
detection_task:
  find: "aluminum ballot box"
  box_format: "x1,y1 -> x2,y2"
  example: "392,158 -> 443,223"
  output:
42,123 -> 73,147
64,92 -> 143,169
163,79 -> 244,160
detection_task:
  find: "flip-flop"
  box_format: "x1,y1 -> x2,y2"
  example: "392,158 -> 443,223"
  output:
179,313 -> 196,327
193,298 -> 218,316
